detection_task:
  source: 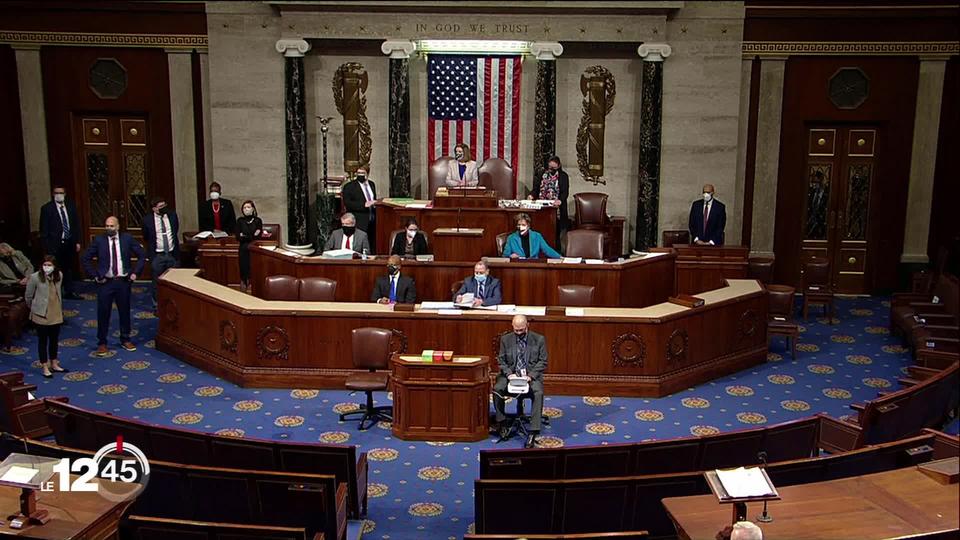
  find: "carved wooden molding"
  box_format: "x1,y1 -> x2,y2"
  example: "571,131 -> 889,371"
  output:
0,30 -> 206,50
612,333 -> 645,367
576,65 -> 615,185
219,320 -> 238,354
333,62 -> 372,173
738,309 -> 760,342
389,329 -> 408,355
742,41 -> 958,57
257,325 -> 290,362
666,328 -> 688,365
161,298 -> 179,331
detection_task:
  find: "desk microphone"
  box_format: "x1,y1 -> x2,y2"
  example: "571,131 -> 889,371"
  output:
756,451 -> 773,523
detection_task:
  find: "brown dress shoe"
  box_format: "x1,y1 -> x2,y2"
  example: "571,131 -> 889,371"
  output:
121,341 -> 137,352
96,344 -> 110,357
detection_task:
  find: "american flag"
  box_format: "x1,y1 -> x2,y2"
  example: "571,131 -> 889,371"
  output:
427,54 -> 522,175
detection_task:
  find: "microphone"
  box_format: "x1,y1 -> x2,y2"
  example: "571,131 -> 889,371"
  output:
757,451 -> 767,467
756,450 -> 773,523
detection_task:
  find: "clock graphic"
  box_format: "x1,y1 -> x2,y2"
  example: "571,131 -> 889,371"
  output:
828,67 -> 869,110
89,58 -> 128,100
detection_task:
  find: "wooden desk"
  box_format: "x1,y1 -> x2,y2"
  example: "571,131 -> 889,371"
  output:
189,227 -> 281,289
390,354 -> 490,442
432,188 -> 499,208
0,477 -> 139,539
662,466 -> 960,540
673,245 -> 749,295
432,228 -> 485,262
156,268 -> 767,396
248,245 -> 675,308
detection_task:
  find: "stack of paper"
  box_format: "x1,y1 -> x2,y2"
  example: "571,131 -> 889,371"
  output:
321,248 -> 355,259
192,230 -> 229,240
421,301 -> 455,310
561,257 -> 583,264
715,467 -> 775,498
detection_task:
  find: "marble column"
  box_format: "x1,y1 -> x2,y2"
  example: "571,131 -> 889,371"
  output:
749,56 -> 787,258
382,40 -> 416,198
732,57 -> 754,246
901,56 -> 948,265
276,39 -> 312,249
530,42 -> 563,183
635,43 -> 671,251
14,44 -> 52,225
166,49 -> 199,232
198,50 -> 213,190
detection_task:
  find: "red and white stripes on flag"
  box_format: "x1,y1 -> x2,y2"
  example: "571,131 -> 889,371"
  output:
427,55 -> 522,177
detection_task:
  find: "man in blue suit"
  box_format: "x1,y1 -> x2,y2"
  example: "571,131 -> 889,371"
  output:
688,184 -> 727,246
81,216 -> 145,356
454,260 -> 503,307
142,196 -> 179,306
38,185 -> 82,298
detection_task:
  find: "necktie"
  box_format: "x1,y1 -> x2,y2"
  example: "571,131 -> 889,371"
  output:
160,216 -> 170,254
111,237 -> 120,277
362,182 -> 373,202
345,234 -> 351,250
59,205 -> 70,239
516,336 -> 527,374
478,282 -> 484,300
389,276 -> 397,302
702,202 -> 709,237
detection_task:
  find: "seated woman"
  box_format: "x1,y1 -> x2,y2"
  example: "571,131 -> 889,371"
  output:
503,213 -> 562,259
390,217 -> 430,258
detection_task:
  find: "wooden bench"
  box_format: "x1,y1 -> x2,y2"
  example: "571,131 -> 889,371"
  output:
43,398 -> 367,518
474,430 -> 955,538
122,515 -> 325,540
818,362 -> 959,453
0,371 -> 66,438
891,273 -> 959,358
480,415 -> 821,480
1,435 -> 347,540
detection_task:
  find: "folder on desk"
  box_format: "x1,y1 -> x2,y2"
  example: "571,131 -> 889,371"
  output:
321,248 -> 355,259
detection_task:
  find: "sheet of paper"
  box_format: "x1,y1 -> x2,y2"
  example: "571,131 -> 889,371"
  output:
321,248 -> 355,259
565,308 -> 585,317
405,203 -> 428,208
453,356 -> 483,363
192,231 -> 213,239
715,467 -> 774,498
261,245 -> 277,251
438,309 -> 462,315
27,391 -> 34,401
399,355 -> 428,362
1,465 -> 38,484
516,306 -> 546,316
561,257 -> 583,264
421,301 -> 455,310
496,305 -> 517,313
474,304 -> 498,311
585,259 -> 605,265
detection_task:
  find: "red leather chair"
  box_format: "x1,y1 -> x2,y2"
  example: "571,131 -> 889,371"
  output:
564,230 -> 605,259
557,285 -> 595,307
339,328 -> 393,430
262,275 -> 300,301
574,192 -> 610,231
801,258 -> 834,321
478,158 -> 515,199
299,277 -> 337,301
767,285 -> 799,359
428,157 -> 456,199
748,257 -> 776,286
450,280 -> 465,297
495,232 -> 510,256
0,371 -> 66,439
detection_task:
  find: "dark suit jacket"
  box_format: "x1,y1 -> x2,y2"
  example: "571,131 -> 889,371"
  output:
688,199 -> 727,246
390,231 -> 429,257
141,211 -> 180,259
198,198 -> 236,234
370,274 -> 416,303
81,233 -> 145,279
342,180 -> 377,234
39,200 -> 80,253
532,169 -> 570,225
454,276 -> 503,306
497,330 -> 548,383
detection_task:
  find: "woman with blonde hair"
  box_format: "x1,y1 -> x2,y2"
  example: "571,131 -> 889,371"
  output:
25,255 -> 67,378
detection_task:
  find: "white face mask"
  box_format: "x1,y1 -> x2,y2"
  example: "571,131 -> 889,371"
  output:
54,194 -> 65,203
518,225 -> 529,233
406,229 -> 417,239
42,265 -> 55,275
455,151 -> 464,160
210,191 -> 221,200
703,192 -> 713,202
243,207 -> 254,217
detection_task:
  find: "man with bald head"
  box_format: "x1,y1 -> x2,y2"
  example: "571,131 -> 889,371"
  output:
495,314 -> 548,448
82,216 -> 145,356
688,183 -> 726,246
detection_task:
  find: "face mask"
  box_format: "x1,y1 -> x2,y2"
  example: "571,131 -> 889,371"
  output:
243,207 -> 254,217
157,206 -> 168,215
106,229 -> 118,237
515,331 -> 527,339
518,225 -> 529,234
475,273 -> 486,282
406,229 -> 417,239
356,174 -> 367,182
387,265 -> 399,276
455,152 -> 464,160
54,194 -> 65,203
703,192 -> 713,202
210,192 -> 221,200
42,265 -> 54,275
342,226 -> 355,236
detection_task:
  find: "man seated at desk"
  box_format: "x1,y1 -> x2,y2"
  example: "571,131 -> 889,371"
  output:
454,260 -> 502,307
495,315 -> 547,448
323,212 -> 370,255
688,183 -> 726,246
503,213 -> 562,259
371,255 -> 416,304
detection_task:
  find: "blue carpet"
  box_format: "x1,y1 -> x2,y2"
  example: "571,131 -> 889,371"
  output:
0,284 -> 930,539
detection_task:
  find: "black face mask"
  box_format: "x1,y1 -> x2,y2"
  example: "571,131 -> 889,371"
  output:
342,226 -> 355,236
387,265 -> 399,275
356,175 -> 367,182
106,229 -> 118,237
157,207 -> 168,216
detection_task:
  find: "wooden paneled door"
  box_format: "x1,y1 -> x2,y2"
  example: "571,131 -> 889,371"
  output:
800,126 -> 878,294
73,114 -> 151,244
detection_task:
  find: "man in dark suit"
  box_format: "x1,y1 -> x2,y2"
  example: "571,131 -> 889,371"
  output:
688,183 -> 727,246
495,314 -> 548,448
454,260 -> 502,307
38,185 -> 81,298
198,181 -> 236,234
81,216 -> 145,356
342,166 -> 378,253
370,255 -> 416,304
142,196 -> 179,305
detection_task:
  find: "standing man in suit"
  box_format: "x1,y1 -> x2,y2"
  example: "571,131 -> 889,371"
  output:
81,216 -> 145,356
39,185 -> 82,299
454,260 -> 502,307
688,183 -> 726,246
371,255 -> 416,304
342,166 -> 378,253
142,196 -> 179,306
198,182 -> 236,234
322,212 -> 370,255
494,314 -> 548,448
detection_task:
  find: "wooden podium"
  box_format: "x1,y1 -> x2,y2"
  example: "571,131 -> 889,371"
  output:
390,354 -> 490,442
673,244 -> 749,295
433,188 -> 499,208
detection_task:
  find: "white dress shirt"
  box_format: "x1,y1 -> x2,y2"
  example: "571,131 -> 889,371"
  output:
154,214 -> 175,253
106,235 -> 126,278
694,200 -> 715,245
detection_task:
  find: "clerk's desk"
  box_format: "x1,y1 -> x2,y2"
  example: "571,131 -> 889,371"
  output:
249,244 -> 675,308
156,268 -> 767,396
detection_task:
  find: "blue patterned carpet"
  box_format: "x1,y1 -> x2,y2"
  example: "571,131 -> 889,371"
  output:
1,283 -> 954,540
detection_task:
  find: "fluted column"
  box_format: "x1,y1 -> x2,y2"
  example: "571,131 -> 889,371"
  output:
635,43 -> 671,251
382,40 -> 416,198
531,42 -> 563,184
276,39 -> 311,248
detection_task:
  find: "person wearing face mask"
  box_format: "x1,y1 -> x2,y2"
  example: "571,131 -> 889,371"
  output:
142,196 -> 180,306
25,256 -> 67,378
81,216 -> 145,356
323,212 -> 370,255
342,166 -> 379,253
198,182 -> 237,234
236,200 -> 271,291
494,315 -> 548,448
39,185 -> 82,299
529,156 -> 570,242
0,242 -> 34,295
688,183 -> 727,246
503,213 -> 562,259
445,143 -> 479,187
390,217 -> 429,258
371,255 -> 416,304
454,260 -> 502,307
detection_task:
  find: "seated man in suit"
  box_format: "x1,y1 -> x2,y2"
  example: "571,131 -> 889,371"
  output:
454,260 -> 502,307
371,255 -> 416,304
688,183 -> 726,246
503,213 -> 562,259
323,212 -> 370,255
494,314 -> 548,448
0,243 -> 34,295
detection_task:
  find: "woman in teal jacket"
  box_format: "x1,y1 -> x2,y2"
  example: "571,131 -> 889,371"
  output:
503,213 -> 562,259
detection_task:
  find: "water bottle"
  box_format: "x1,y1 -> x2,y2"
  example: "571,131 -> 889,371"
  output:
361,247 -> 369,261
